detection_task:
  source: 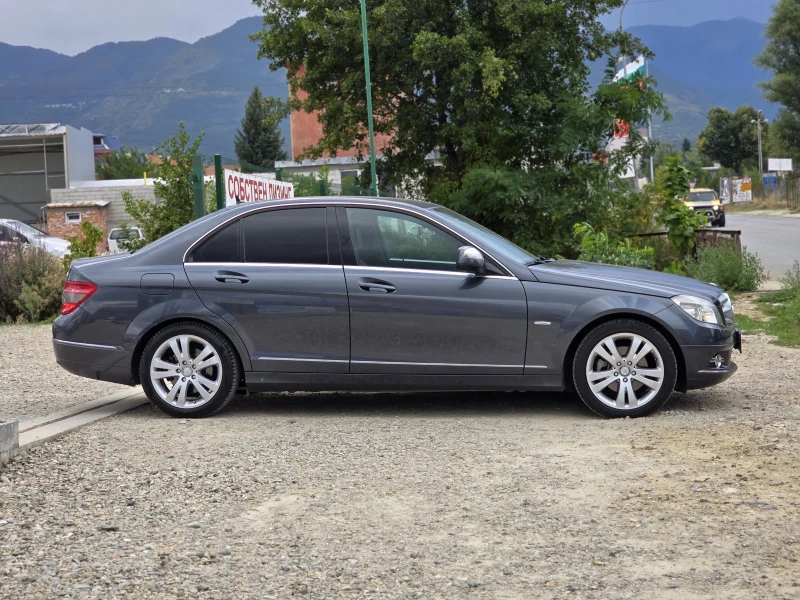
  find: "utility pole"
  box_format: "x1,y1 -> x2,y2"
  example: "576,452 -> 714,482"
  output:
751,110 -> 766,180
359,0 -> 379,196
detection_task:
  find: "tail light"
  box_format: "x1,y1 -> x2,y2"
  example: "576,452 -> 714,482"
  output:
61,281 -> 98,315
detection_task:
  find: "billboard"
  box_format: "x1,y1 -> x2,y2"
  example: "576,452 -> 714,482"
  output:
224,169 -> 294,207
768,158 -> 793,173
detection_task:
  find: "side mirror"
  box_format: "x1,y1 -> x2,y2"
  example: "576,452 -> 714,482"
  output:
457,246 -> 485,275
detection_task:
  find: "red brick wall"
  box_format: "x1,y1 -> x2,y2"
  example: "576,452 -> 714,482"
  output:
46,206 -> 109,253
290,65 -> 392,160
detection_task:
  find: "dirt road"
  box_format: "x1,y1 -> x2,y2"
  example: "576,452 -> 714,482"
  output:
1,335 -> 799,599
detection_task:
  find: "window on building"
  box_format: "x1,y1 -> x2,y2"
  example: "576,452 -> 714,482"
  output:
65,212 -> 82,224
243,208 -> 328,264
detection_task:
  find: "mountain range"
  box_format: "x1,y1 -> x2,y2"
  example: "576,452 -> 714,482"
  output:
0,17 -> 772,158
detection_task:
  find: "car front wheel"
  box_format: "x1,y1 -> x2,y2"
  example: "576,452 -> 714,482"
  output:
140,322 -> 240,418
573,319 -> 678,418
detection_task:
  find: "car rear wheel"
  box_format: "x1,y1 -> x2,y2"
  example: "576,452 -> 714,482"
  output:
140,322 -> 240,418
573,319 -> 678,418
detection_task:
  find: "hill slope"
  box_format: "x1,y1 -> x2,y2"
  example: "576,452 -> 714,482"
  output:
0,17 -> 771,155
0,17 -> 287,159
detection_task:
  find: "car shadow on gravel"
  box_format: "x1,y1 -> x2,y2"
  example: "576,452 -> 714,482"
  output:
129,390 -> 599,420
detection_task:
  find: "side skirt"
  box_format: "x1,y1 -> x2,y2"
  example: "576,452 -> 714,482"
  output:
243,372 -> 565,393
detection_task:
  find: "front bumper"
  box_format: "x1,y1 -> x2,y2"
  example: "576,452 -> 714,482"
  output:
682,328 -> 741,390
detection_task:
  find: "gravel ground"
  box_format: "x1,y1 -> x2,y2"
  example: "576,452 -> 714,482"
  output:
0,325 -> 127,422
1,335 -> 799,599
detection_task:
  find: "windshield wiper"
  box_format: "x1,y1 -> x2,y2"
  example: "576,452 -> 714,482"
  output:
526,256 -> 556,266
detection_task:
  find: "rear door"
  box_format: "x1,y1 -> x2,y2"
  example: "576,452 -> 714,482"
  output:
184,206 -> 350,373
337,207 -> 528,375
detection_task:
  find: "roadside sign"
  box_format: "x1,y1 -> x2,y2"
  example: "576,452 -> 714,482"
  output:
768,158 -> 793,172
224,169 -> 294,207
740,177 -> 752,192
764,173 -> 778,189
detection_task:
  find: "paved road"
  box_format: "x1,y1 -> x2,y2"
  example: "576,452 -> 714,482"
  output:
726,214 -> 800,280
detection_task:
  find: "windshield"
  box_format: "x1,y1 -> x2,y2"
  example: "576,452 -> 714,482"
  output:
8,221 -> 46,238
687,191 -> 718,202
429,206 -> 538,265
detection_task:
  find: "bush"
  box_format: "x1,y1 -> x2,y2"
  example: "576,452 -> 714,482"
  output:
683,243 -> 765,292
63,221 -> 105,269
781,261 -> 800,293
574,223 -> 655,269
0,244 -> 66,323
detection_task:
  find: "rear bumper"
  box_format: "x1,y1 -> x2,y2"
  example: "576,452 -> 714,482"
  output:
53,339 -> 135,386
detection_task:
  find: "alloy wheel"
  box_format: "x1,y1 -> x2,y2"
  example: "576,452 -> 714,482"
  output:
149,334 -> 222,408
585,333 -> 665,410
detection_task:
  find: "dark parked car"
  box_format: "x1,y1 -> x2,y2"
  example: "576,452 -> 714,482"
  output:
53,197 -> 741,419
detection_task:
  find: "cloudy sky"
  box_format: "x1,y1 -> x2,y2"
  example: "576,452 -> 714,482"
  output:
0,0 -> 776,56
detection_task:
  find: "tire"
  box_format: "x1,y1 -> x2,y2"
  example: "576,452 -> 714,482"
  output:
716,214 -> 726,227
139,321 -> 241,418
572,319 -> 678,418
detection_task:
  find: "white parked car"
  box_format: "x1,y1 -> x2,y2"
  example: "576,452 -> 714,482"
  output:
0,219 -> 70,258
108,227 -> 143,253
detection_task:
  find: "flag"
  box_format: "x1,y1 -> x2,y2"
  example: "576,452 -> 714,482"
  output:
614,56 -> 645,83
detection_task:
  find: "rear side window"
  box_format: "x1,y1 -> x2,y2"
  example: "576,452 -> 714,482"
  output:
243,208 -> 328,264
192,220 -> 240,263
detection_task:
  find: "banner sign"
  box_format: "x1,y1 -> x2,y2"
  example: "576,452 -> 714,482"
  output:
733,177 -> 753,203
613,55 -> 645,83
224,169 -> 294,207
768,158 -> 793,173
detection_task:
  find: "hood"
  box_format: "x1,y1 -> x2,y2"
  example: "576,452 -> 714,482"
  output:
530,260 -> 723,301
39,236 -> 70,256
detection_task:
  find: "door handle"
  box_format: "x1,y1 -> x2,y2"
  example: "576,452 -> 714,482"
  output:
214,270 -> 250,284
358,278 -> 396,293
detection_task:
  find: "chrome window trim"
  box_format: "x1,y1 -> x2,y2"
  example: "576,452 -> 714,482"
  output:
185,262 -> 343,270
182,200 -> 517,278
345,265 -> 509,279
53,339 -> 122,351
352,360 -> 522,368
525,365 -> 548,369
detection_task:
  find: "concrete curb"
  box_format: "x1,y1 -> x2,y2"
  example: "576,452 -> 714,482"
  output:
0,420 -> 19,467
1,388 -> 147,466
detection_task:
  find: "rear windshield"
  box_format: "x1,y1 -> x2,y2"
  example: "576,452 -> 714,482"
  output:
687,191 -> 718,202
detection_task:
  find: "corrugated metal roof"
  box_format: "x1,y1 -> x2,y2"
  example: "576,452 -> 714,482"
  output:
0,123 -> 67,138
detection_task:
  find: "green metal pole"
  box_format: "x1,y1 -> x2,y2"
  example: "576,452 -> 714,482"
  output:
214,154 -> 225,211
192,154 -> 205,220
359,0 -> 379,196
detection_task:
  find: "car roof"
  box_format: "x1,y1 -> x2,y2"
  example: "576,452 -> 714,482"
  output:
689,188 -> 715,193
222,196 -> 440,216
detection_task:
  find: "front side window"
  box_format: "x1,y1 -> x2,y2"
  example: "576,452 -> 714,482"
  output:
243,208 -> 328,264
346,208 -> 464,272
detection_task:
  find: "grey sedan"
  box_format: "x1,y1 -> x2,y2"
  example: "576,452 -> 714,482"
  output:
53,197 -> 740,418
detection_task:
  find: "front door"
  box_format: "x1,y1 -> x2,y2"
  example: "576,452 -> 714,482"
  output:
337,207 -> 528,375
185,206 -> 350,373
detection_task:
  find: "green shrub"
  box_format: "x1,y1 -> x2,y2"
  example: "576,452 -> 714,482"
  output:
683,243 -> 765,292
0,244 -> 66,323
63,221 -> 105,269
574,223 -> 655,269
781,261 -> 800,293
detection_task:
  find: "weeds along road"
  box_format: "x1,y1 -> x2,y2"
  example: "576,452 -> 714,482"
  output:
727,214 -> 800,280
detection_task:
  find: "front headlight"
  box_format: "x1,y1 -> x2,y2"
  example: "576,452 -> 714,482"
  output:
672,295 -> 723,325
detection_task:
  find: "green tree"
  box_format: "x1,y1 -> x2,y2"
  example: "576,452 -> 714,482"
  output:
657,156 -> 707,256
124,122 -> 204,245
252,0 -> 667,196
756,0 -> 800,115
63,221 -> 105,269
681,138 -> 691,153
234,86 -> 289,171
696,106 -> 764,174
96,147 -> 155,180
